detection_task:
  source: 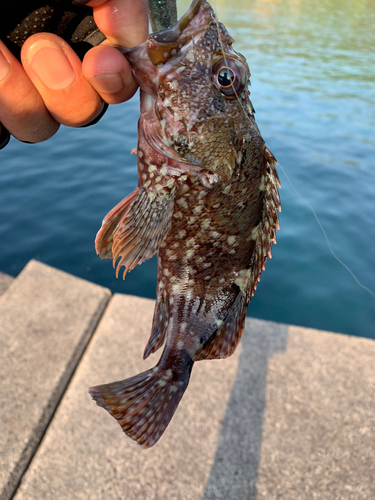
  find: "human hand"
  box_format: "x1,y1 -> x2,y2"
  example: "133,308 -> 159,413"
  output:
0,0 -> 148,146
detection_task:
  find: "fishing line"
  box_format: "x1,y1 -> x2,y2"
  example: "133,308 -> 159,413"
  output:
277,163 -> 375,301
211,0 -> 375,303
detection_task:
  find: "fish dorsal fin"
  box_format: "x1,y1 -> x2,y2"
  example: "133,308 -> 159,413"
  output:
194,146 -> 280,361
247,146 -> 281,299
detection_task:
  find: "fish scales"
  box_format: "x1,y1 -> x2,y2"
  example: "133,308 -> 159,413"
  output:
89,0 -> 280,448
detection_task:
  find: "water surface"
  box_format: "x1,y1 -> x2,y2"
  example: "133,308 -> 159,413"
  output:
1,0 -> 374,338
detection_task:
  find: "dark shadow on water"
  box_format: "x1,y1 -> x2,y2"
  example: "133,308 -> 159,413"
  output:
202,318 -> 288,500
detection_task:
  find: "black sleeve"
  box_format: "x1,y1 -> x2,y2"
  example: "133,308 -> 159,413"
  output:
0,0 -> 105,61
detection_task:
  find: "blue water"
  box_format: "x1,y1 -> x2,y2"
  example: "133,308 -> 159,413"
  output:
1,0 -> 374,338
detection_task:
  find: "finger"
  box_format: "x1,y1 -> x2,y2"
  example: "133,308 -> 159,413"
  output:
0,41 -> 59,143
21,33 -> 104,127
93,0 -> 149,47
0,123 -> 11,149
82,44 -> 137,104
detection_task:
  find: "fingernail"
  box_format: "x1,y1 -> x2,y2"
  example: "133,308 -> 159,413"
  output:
0,49 -> 10,81
91,74 -> 124,94
28,40 -> 75,90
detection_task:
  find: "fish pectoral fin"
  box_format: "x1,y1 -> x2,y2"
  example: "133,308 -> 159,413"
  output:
95,187 -> 140,260
89,363 -> 191,448
195,292 -> 248,361
96,185 -> 176,278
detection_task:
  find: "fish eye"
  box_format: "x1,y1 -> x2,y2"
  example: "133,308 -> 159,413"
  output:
217,67 -> 235,88
212,57 -> 247,99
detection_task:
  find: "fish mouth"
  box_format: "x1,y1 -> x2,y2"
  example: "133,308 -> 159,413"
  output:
117,0 -> 210,65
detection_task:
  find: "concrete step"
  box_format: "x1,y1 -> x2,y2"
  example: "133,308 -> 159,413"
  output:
0,271 -> 14,297
11,293 -> 375,500
0,260 -> 111,500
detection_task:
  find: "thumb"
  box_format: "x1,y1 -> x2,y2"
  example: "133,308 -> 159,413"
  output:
93,0 -> 149,47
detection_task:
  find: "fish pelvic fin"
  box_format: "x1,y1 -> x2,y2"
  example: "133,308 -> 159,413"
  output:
143,282 -> 168,359
88,362 -> 192,448
95,184 -> 176,278
195,291 -> 248,361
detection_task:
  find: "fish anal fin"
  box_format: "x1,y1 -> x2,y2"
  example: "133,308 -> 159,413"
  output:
195,292 -> 247,361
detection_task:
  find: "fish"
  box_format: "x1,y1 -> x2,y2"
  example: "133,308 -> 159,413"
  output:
89,0 -> 281,448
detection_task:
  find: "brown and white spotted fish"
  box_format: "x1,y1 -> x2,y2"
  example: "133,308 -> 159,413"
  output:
89,0 -> 281,448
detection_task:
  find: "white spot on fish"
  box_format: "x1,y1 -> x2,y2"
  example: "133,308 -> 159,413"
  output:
201,218 -> 211,229
227,236 -> 236,245
234,269 -> 251,292
177,197 -> 188,209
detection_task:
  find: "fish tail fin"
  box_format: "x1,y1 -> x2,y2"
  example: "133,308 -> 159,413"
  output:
89,362 -> 192,448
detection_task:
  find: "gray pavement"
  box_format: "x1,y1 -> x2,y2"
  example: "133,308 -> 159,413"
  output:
0,260 -> 110,500
257,325 -> 375,500
1,261 -> 374,499
10,288 -> 375,500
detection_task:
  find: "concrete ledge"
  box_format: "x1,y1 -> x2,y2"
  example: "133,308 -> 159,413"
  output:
257,325 -> 375,500
0,271 -> 14,297
11,292 -> 375,500
0,260 -> 111,500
